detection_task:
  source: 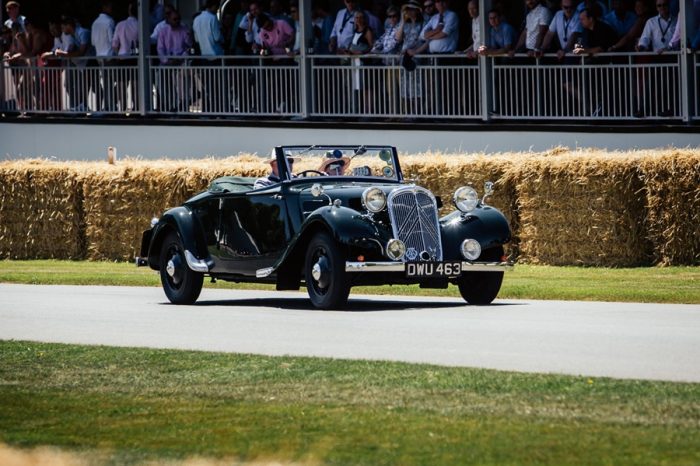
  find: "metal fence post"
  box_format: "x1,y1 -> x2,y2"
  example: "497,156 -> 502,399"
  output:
138,0 -> 152,116
479,0 -> 492,121
679,0 -> 691,122
299,0 -> 313,118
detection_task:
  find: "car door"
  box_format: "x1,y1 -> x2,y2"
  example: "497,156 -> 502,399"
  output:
215,186 -> 291,276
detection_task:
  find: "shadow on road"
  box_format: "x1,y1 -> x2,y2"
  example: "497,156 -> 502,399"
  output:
179,297 -> 521,312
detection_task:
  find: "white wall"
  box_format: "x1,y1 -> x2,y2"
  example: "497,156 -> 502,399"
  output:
1,122 -> 698,160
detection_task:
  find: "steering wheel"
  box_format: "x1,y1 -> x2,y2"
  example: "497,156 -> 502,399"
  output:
296,169 -> 326,177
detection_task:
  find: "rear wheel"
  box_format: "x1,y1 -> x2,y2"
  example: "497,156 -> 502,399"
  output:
457,247 -> 504,305
159,231 -> 203,304
305,232 -> 351,309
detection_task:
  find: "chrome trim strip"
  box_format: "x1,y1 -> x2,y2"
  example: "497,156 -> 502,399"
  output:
184,250 -> 211,273
345,261 -> 514,273
461,261 -> 515,272
256,267 -> 274,278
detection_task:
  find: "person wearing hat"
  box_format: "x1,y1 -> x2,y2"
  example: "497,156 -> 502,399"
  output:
396,0 -> 426,111
254,152 -> 297,188
318,149 -> 351,176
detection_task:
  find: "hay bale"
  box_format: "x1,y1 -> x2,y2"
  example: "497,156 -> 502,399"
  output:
513,150 -> 652,266
0,161 -> 84,259
639,150 -> 700,265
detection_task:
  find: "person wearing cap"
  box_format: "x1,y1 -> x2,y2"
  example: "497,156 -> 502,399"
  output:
254,153 -> 296,189
4,1 -> 25,32
318,150 -> 351,176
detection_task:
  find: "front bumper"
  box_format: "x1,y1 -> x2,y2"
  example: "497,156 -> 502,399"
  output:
345,261 -> 514,273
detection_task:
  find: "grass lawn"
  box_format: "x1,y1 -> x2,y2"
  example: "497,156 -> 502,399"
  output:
1,341 -> 699,465
0,260 -> 698,304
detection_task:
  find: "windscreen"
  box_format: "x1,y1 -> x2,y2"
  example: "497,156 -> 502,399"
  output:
281,146 -> 400,181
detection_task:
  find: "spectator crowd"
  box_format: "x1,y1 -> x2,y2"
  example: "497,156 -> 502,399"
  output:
2,0 -> 700,115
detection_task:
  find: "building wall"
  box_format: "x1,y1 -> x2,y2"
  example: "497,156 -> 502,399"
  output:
1,122 -> 698,160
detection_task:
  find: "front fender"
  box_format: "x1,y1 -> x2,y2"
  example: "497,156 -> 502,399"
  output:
273,205 -> 389,272
440,206 -> 512,260
147,206 -> 210,270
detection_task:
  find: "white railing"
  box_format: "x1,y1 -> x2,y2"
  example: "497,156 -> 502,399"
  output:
150,55 -> 301,116
309,55 -> 481,119
491,52 -> 682,119
0,56 -> 140,114
1,52 -> 696,121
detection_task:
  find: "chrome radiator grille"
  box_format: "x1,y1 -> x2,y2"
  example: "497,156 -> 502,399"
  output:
387,186 -> 443,261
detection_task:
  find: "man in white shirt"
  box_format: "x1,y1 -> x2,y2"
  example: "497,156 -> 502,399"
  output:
512,0 -> 552,55
539,0 -> 581,59
91,0 -> 115,111
636,0 -> 675,52
4,1 -> 25,32
462,0 -> 480,58
112,3 -> 139,112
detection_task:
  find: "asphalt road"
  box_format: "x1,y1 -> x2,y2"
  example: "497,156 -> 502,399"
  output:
1,284 -> 699,382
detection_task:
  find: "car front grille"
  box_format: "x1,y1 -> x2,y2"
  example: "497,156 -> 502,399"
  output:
387,186 -> 443,261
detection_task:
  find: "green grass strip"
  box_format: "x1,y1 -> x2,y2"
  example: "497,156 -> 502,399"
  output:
1,341 -> 699,465
0,260 -> 698,303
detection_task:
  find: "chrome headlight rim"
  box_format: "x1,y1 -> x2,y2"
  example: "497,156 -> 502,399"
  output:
453,186 -> 479,213
386,238 -> 406,261
460,238 -> 482,261
362,187 -> 387,213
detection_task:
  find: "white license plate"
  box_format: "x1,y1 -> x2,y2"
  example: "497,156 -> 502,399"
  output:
406,261 -> 462,278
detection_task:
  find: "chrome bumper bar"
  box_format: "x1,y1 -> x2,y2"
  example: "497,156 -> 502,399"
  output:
345,261 -> 514,273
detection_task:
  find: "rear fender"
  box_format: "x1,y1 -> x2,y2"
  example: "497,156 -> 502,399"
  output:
147,207 -> 210,270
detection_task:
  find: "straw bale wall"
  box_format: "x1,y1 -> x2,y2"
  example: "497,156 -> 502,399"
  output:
1,149 -> 698,265
639,150 -> 700,265
0,162 -> 84,259
512,151 -> 652,266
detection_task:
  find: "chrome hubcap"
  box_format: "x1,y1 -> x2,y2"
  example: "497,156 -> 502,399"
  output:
311,262 -> 322,281
311,255 -> 330,289
166,259 -> 176,277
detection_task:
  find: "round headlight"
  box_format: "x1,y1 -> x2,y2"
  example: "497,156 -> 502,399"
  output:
454,186 -> 479,213
386,239 -> 406,261
461,239 -> 482,261
362,187 -> 387,213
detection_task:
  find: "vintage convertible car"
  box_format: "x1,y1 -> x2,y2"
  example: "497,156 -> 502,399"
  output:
137,145 -> 513,309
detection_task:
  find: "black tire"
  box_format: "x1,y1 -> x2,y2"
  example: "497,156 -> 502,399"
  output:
304,231 -> 351,309
159,231 -> 204,305
457,247 -> 504,305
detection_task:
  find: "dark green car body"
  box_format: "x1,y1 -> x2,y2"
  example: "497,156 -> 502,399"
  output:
138,145 -> 513,308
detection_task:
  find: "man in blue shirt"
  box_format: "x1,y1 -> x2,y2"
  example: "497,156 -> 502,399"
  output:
193,0 -> 226,113
479,10 -> 516,55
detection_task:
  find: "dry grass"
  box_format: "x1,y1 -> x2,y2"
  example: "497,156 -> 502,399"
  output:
1,148 -> 698,265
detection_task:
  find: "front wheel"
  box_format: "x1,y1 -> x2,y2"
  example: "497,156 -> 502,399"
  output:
159,231 -> 204,304
304,232 -> 351,309
456,247 -> 504,305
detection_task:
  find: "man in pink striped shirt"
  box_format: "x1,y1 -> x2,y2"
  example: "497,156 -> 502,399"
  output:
156,8 -> 192,112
